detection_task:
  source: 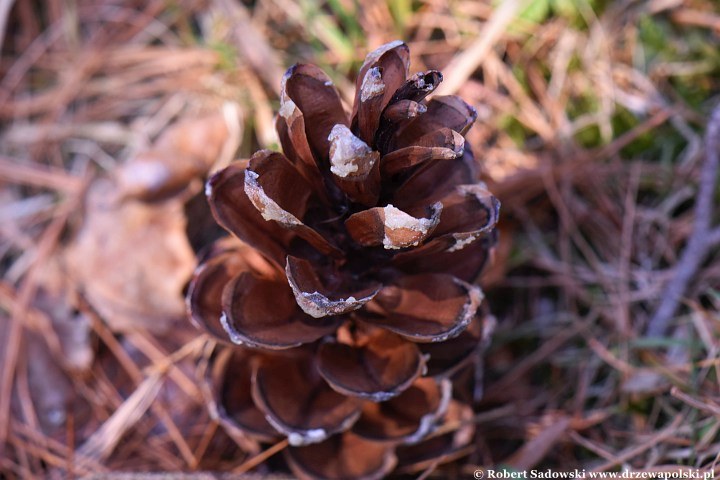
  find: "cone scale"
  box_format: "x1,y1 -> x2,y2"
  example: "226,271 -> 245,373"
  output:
188,41 -> 500,480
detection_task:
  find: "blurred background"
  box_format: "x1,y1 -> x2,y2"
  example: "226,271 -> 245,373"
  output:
1,0 -> 719,478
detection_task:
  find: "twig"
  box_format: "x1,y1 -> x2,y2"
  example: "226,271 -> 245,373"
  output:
670,386 -> 720,417
484,319 -> 588,401
231,439 -> 289,475
646,104 -> 720,337
434,0 -> 530,96
707,226 -> 720,247
77,373 -> 164,462
415,459 -> 441,480
0,193 -> 80,449
592,414 -> 686,472
0,155 -> 85,193
214,0 -> 284,95
503,416 -> 571,471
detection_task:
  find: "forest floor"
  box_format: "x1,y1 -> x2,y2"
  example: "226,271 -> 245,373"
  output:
1,0 -> 719,478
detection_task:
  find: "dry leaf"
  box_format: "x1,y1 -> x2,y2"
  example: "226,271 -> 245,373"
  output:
116,107 -> 240,201
65,178 -> 195,332
63,107 -> 240,332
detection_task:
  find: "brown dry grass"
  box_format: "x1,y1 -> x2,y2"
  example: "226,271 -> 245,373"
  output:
1,0 -> 719,478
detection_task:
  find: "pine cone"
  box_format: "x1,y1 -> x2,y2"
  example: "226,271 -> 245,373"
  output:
188,41 -> 499,479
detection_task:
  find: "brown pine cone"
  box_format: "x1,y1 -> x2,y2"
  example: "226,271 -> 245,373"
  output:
188,41 -> 499,479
